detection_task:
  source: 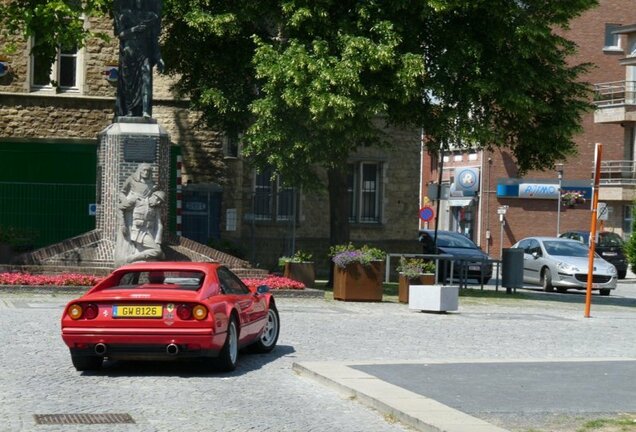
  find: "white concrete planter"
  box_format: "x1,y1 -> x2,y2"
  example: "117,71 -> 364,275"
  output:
408,284 -> 458,312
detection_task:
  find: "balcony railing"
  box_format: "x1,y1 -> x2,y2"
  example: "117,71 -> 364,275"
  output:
598,160 -> 636,185
593,81 -> 636,106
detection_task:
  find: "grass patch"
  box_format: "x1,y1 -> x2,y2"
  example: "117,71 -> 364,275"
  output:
577,415 -> 636,431
312,280 -> 535,303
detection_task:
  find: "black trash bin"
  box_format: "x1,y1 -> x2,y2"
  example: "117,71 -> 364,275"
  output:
501,248 -> 524,293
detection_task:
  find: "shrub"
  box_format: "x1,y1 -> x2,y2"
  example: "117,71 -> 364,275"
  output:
278,250 -> 313,267
396,257 -> 436,278
331,243 -> 386,269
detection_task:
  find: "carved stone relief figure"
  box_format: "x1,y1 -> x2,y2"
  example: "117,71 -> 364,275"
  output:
114,163 -> 165,265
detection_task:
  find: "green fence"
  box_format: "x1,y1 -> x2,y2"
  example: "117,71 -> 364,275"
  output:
0,182 -> 97,249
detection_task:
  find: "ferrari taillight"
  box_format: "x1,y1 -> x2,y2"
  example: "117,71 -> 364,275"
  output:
68,304 -> 83,320
193,305 -> 208,320
176,304 -> 192,320
84,304 -> 99,320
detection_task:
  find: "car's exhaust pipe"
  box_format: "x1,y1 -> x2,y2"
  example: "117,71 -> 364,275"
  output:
166,343 -> 179,356
94,343 -> 107,355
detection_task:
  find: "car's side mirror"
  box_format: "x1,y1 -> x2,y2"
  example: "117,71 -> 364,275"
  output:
532,251 -> 540,259
256,285 -> 270,295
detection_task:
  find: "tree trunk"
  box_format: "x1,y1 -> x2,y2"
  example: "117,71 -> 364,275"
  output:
326,166 -> 350,287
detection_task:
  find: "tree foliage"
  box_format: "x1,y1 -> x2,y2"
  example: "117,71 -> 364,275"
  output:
0,0 -> 110,67
1,0 -> 599,246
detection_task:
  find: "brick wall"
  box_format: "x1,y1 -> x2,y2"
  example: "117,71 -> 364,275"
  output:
478,0 -> 636,253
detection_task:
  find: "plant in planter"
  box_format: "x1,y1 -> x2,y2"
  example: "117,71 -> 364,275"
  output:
396,257 -> 436,303
279,250 -> 315,287
561,191 -> 585,207
331,244 -> 386,301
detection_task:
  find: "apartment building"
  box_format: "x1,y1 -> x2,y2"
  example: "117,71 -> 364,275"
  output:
422,0 -> 636,259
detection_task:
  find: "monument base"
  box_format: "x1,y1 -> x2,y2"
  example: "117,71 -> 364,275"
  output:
9,231 -> 266,278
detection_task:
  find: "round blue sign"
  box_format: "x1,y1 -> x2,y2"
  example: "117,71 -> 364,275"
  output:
419,206 -> 435,222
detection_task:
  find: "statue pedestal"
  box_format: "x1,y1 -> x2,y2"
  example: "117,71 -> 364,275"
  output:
97,118 -> 171,258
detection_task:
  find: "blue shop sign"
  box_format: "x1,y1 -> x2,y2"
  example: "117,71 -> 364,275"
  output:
497,180 -> 591,199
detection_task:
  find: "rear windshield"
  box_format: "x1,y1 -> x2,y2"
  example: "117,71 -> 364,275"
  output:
432,232 -> 478,249
112,271 -> 205,291
598,232 -> 624,247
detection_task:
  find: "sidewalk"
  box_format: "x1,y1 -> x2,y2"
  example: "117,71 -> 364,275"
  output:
293,282 -> 636,432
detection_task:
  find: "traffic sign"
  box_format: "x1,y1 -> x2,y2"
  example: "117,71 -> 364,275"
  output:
419,206 -> 435,222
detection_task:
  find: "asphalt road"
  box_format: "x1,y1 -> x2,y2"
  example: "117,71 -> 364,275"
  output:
1,280 -> 635,432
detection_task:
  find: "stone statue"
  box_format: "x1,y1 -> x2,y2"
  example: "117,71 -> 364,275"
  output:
114,163 -> 165,265
126,190 -> 165,262
114,0 -> 164,118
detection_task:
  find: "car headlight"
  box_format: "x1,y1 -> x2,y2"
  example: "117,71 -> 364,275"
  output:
608,265 -> 617,276
557,262 -> 580,273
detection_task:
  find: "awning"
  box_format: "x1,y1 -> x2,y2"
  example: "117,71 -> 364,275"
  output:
448,197 -> 474,207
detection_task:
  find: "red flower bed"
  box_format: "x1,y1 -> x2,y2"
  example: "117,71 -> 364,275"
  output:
0,273 -> 104,286
0,272 -> 304,290
242,276 -> 305,290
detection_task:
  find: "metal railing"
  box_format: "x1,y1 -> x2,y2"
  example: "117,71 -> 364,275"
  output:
385,253 -> 504,291
598,160 -> 636,185
593,81 -> 636,106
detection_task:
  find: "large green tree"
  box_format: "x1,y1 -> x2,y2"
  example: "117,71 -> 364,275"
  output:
1,0 -> 598,249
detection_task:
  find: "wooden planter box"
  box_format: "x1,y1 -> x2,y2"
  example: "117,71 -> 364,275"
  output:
333,261 -> 384,301
408,284 -> 458,312
398,273 -> 435,303
283,262 -> 315,287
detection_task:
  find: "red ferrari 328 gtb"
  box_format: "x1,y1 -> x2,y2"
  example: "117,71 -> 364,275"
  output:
61,262 -> 280,372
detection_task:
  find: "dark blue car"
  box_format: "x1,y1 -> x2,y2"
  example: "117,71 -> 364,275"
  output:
419,230 -> 493,284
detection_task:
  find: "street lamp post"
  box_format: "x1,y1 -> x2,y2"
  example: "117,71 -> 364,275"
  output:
556,164 -> 564,236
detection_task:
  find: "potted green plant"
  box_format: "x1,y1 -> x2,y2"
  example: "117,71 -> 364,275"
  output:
279,250 -> 315,287
396,257 -> 436,303
331,243 -> 386,301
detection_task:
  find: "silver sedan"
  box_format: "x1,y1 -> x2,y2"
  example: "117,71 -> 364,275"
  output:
511,237 -> 617,295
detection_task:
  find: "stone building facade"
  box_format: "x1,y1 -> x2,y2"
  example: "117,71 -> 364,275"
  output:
0,16 -> 423,275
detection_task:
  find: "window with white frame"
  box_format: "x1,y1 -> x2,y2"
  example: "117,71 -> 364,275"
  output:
31,39 -> 83,92
252,167 -> 297,221
603,23 -> 622,51
348,161 -> 383,223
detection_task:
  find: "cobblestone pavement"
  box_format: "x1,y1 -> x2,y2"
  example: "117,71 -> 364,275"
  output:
0,283 -> 635,432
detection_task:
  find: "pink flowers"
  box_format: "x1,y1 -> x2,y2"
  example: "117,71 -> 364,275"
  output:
0,272 -> 305,290
241,276 -> 305,290
0,272 -> 104,286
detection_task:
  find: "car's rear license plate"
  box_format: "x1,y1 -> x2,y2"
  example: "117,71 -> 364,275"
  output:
602,252 -> 617,256
469,265 -> 480,271
113,305 -> 162,318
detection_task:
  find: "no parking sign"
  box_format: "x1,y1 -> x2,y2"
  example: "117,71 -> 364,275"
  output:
419,206 -> 435,222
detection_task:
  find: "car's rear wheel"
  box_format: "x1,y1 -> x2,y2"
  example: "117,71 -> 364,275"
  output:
71,354 -> 102,371
541,268 -> 554,292
618,270 -> 627,280
251,302 -> 280,353
599,289 -> 611,296
480,277 -> 490,285
216,316 -> 238,372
